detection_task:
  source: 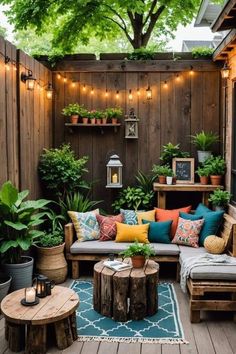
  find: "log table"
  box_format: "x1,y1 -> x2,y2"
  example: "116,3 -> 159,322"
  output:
93,259 -> 159,322
0,285 -> 79,353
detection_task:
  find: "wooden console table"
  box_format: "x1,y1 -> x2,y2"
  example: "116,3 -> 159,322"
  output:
153,183 -> 223,209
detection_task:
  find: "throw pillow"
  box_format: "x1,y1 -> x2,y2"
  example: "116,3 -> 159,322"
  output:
68,209 -> 100,242
136,210 -> 156,224
115,222 -> 149,243
179,212 -> 203,221
172,217 -> 204,248
195,203 -> 211,216
96,214 -> 123,241
204,235 -> 226,254
142,219 -> 172,244
120,209 -> 138,225
199,210 -> 224,246
155,206 -> 192,238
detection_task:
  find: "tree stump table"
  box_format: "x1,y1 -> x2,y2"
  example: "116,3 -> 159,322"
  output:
0,285 -> 79,353
93,259 -> 159,322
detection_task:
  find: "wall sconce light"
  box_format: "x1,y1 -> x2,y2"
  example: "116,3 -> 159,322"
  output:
5,56 -> 10,71
46,83 -> 53,100
221,62 -> 230,79
21,70 -> 36,91
106,154 -> 123,188
146,86 -> 152,100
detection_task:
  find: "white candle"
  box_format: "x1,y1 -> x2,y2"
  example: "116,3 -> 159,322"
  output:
112,173 -> 118,184
25,287 -> 36,303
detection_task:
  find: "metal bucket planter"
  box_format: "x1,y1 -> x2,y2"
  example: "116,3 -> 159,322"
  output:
3,256 -> 34,291
197,151 -> 211,164
0,274 -> 12,302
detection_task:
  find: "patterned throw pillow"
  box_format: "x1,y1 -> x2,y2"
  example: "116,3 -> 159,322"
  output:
120,209 -> 138,225
172,217 -> 204,248
96,214 -> 123,241
68,209 -> 100,242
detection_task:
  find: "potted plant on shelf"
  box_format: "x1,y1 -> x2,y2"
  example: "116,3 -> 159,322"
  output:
191,131 -> 219,163
101,110 -> 107,124
35,207 -> 67,284
152,164 -> 173,184
196,165 -> 210,185
209,189 -> 231,211
80,108 -> 89,124
166,169 -> 174,185
204,155 -> 226,185
0,181 -> 50,291
94,110 -> 103,125
105,107 -> 123,124
87,110 -> 96,124
160,142 -> 189,167
62,103 -> 84,124
119,241 -> 155,268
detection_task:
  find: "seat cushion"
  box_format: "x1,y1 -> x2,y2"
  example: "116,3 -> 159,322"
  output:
70,240 -> 180,255
179,246 -> 207,265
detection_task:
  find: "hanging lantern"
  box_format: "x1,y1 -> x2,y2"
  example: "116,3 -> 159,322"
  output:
21,70 -> 36,91
106,154 -> 123,188
221,62 -> 230,79
125,108 -> 139,139
146,85 -> 152,100
46,83 -> 53,99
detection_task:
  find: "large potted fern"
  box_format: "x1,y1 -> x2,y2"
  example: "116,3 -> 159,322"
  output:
191,131 -> 219,163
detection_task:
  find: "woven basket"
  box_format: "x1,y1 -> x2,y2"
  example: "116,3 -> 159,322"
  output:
204,235 -> 226,254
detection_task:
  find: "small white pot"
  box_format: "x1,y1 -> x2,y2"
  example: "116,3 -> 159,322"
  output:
166,176 -> 173,185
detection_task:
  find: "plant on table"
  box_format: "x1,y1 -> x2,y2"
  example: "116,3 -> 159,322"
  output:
80,108 -> 89,123
208,189 -> 231,210
160,142 -> 189,167
204,155 -> 226,185
196,165 -> 210,185
112,186 -> 154,213
119,240 -> 155,268
191,131 -> 219,163
152,164 -> 173,184
62,103 -> 85,123
105,107 -> 123,123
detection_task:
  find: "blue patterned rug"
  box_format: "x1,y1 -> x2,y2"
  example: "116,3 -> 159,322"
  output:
71,280 -> 187,344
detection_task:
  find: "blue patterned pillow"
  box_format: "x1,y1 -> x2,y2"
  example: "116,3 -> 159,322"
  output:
120,209 -> 138,225
68,210 -> 100,242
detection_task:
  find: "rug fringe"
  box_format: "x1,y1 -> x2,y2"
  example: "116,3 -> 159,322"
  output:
77,336 -> 189,344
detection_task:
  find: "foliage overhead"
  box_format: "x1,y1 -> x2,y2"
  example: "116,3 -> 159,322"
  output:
191,46 -> 214,59
2,0 -> 200,51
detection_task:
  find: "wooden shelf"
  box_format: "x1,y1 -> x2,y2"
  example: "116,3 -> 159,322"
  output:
65,123 -> 121,134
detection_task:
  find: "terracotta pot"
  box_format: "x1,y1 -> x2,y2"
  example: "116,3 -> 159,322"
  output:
102,118 -> 107,124
158,176 -> 166,184
82,117 -> 88,124
70,115 -> 79,124
131,256 -> 146,268
90,118 -> 96,124
96,119 -> 102,125
210,175 -> 222,185
200,176 -> 209,185
112,118 -> 118,124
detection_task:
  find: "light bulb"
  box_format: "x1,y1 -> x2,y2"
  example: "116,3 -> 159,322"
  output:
71,82 -> 76,88
116,90 -> 119,99
105,90 -> 108,97
164,81 -> 168,89
83,84 -> 86,92
137,89 -> 140,96
128,89 -> 133,101
91,88 -> 94,95
57,73 -> 61,79
63,77 -> 67,83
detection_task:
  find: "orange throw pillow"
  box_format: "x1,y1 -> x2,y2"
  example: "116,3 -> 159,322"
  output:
155,206 -> 191,238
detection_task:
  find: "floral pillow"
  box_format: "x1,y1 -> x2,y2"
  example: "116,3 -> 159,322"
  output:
68,209 -> 100,242
96,214 -> 123,241
120,209 -> 138,225
172,217 -> 204,248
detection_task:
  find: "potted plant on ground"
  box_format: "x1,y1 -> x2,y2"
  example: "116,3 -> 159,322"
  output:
204,155 -> 226,185
119,241 -> 155,268
209,189 -> 231,211
152,164 -> 173,184
191,131 -> 219,163
0,181 -> 50,291
62,103 -> 84,124
105,107 -> 123,124
196,165 -> 210,185
0,273 -> 12,302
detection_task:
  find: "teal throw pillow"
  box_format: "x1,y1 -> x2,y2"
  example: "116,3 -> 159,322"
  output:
195,203 -> 211,216
142,219 -> 172,244
199,210 -> 224,246
180,212 -> 203,221
120,209 -> 138,225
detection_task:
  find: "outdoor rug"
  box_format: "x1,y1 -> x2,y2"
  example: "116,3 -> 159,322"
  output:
71,280 -> 187,344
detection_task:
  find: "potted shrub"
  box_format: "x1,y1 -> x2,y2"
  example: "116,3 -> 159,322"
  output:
101,110 -> 107,124
160,142 -> 189,167
93,110 -> 103,125
191,131 -> 219,163
88,110 -> 96,124
0,181 -> 49,291
80,108 -> 89,124
105,107 -> 123,124
196,165 -> 210,185
0,273 -> 12,302
62,103 -> 84,124
209,189 -> 231,211
35,207 -> 67,284
152,164 -> 173,184
119,241 -> 155,268
204,155 -> 226,185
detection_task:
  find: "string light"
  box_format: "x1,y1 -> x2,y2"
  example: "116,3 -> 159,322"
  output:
105,89 -> 109,97
164,81 -> 168,89
137,88 -> 140,97
176,74 -> 180,82
91,87 -> 94,95
82,84 -> 86,92
190,66 -> 194,75
57,73 -> 61,79
128,89 -> 133,101
63,77 -> 67,83
115,90 -> 120,99
5,56 -> 10,71
71,81 -> 76,88
146,86 -> 152,100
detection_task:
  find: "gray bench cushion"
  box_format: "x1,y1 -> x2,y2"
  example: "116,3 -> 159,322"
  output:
70,240 -> 180,255
179,246 -> 207,265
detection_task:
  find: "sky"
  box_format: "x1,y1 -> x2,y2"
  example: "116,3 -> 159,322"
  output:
0,5 -> 215,52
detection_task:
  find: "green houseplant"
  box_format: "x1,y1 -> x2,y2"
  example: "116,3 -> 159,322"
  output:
196,165 -> 210,185
112,187 -> 154,212
204,155 -> 226,185
209,189 -> 231,210
191,131 -> 219,163
0,181 -> 50,290
105,107 -> 123,124
120,241 -> 155,268
152,164 -> 173,184
160,142 -> 189,167
62,103 -> 85,124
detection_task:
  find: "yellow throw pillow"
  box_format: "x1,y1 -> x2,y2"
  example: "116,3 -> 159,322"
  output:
136,210 -> 156,225
204,235 -> 226,254
115,222 -> 149,243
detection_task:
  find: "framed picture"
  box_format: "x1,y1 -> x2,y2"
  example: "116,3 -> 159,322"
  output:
172,158 -> 195,184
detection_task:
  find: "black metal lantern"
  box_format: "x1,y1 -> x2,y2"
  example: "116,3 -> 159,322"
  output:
21,70 -> 36,91
35,274 -> 48,298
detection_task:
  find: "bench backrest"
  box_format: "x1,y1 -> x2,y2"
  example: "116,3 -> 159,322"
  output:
221,213 -> 236,256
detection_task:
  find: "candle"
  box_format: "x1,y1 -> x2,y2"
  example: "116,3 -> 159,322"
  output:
112,173 -> 118,184
25,287 -> 36,303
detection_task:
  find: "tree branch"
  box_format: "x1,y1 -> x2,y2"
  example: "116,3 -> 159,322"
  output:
103,16 -> 133,45
142,5 -> 165,46
143,0 -> 158,28
104,4 -> 128,32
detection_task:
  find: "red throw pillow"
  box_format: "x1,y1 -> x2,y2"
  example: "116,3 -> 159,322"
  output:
155,206 -> 191,238
96,214 -> 123,241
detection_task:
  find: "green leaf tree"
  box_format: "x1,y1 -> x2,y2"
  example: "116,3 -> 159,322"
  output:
2,0 -> 200,51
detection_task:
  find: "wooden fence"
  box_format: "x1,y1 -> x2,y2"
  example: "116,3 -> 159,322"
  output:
52,56 -> 222,209
0,36 -> 52,198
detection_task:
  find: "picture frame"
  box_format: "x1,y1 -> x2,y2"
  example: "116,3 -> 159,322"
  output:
172,158 -> 195,184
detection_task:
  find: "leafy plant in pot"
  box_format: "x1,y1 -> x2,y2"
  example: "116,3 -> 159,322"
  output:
208,189 -> 231,211
160,142 -> 189,167
0,272 -> 12,302
196,165 -> 210,185
0,181 -> 50,291
119,241 -> 155,268
191,131 -> 219,163
105,107 -> 123,124
62,103 -> 85,124
204,155 -> 226,185
152,164 -> 173,184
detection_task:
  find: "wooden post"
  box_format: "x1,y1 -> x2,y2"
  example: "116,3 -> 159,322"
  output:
145,262 -> 159,316
55,317 -> 73,350
113,271 -> 130,321
7,321 -> 25,352
26,324 -> 47,354
72,260 -> 79,279
130,269 -> 147,320
100,267 -> 114,317
70,312 -> 78,340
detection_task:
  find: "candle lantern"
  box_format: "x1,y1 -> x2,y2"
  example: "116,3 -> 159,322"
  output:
21,287 -> 39,306
106,154 -> 123,188
21,70 -> 36,91
46,83 -> 53,99
35,274 -> 48,298
146,85 -> 152,100
125,108 -> 139,139
221,62 -> 230,79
